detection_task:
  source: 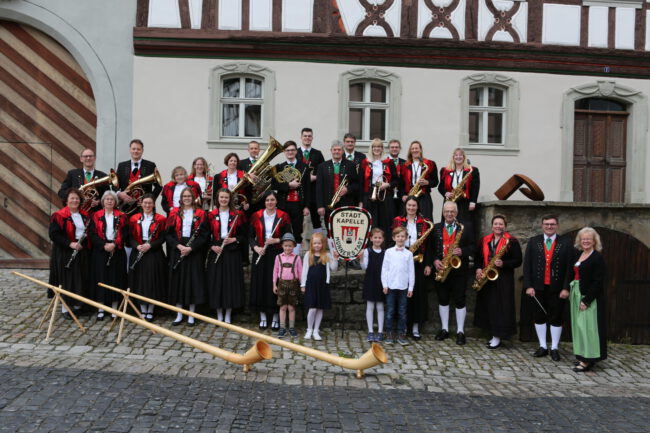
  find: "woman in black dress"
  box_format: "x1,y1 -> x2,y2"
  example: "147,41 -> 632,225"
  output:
401,141 -> 438,222
128,194 -> 167,321
249,190 -> 291,330
206,188 -> 246,323
48,188 -> 90,319
569,227 -> 607,372
166,187 -> 208,326
89,190 -> 129,320
474,214 -> 522,349
438,147 -> 480,228
391,196 -> 433,340
360,139 -> 397,236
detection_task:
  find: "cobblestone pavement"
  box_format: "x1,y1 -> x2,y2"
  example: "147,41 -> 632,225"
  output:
1,270 -> 649,432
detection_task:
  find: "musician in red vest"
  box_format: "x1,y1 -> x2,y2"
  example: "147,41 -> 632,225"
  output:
360,138 -> 397,236
161,166 -> 202,215
522,215 -> 572,362
401,141 -> 438,221
438,148 -> 480,227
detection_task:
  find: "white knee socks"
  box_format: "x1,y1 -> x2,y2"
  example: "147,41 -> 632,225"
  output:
225,308 -> 232,324
314,309 -> 323,332
175,304 -> 183,322
187,304 -> 196,324
456,307 -> 467,333
550,325 -> 562,350
535,323 -> 547,349
439,305 -> 450,331
216,309 -> 224,322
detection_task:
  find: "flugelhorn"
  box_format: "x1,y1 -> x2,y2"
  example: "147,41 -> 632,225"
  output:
120,168 -> 163,215
371,175 -> 387,202
79,169 -> 119,212
328,174 -> 348,209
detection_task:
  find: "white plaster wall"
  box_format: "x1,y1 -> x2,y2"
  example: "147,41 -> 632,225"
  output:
133,57 -> 650,206
0,0 -> 136,169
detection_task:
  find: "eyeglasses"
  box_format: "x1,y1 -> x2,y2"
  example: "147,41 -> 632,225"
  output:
81,154 -> 95,158
542,223 -> 557,226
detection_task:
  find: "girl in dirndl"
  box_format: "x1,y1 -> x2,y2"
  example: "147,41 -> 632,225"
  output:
360,228 -> 386,343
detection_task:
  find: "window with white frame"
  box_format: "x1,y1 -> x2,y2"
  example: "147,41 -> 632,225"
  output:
338,68 -> 401,145
209,63 -> 275,148
460,73 -> 519,154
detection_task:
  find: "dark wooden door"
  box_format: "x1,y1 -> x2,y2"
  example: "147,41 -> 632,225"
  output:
573,110 -> 627,202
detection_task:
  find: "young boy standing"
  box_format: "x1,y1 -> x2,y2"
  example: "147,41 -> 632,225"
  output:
381,226 -> 415,345
273,233 -> 302,338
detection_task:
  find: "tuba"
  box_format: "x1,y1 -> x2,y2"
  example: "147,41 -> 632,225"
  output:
448,165 -> 473,202
472,238 -> 510,291
119,168 -> 163,215
79,169 -> 119,212
328,174 -> 348,209
408,161 -> 429,198
434,221 -> 464,282
410,219 -> 434,263
232,137 -> 284,203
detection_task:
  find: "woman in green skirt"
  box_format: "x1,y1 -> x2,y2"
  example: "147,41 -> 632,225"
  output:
569,227 -> 607,372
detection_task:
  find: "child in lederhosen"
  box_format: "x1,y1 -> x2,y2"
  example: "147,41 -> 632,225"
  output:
273,233 -> 302,338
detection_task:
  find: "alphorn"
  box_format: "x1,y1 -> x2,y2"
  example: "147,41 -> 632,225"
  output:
13,273 -> 272,372
100,283 -> 388,378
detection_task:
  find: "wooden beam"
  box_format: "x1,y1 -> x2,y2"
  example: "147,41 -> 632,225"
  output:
136,0 -> 150,27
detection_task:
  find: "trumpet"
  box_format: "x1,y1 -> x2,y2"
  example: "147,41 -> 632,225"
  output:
370,175 -> 387,202
119,168 -> 163,215
328,174 -> 348,209
409,162 -> 429,198
79,169 -> 119,212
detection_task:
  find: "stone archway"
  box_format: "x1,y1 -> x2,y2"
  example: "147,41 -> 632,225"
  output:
560,81 -> 648,203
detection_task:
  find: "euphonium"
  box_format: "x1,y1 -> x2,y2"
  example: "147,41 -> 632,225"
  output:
119,168 -> 163,215
272,164 -> 302,183
434,221 -> 464,283
448,165 -> 473,202
410,219 -> 434,263
328,174 -> 348,209
232,137 -> 284,203
79,169 -> 119,211
408,161 -> 429,198
472,238 -> 510,291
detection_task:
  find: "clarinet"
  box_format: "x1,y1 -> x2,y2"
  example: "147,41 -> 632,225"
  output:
254,217 -> 283,266
65,218 -> 90,269
214,214 -> 239,264
105,215 -> 121,267
130,224 -> 158,271
172,223 -> 201,270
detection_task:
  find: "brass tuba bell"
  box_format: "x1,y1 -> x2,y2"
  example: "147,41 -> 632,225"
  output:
79,169 -> 119,211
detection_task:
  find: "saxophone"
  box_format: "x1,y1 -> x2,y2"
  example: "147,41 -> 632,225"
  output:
408,162 -> 429,198
409,219 -> 434,263
448,166 -> 473,202
434,221 -> 464,283
472,238 -> 510,291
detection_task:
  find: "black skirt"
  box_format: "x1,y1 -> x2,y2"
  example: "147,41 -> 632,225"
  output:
206,243 -> 245,309
168,236 -> 206,305
48,244 -> 89,300
88,247 -> 127,305
362,195 -> 394,239
407,261 -> 429,325
128,246 -> 168,303
474,270 -> 517,338
250,246 -> 281,312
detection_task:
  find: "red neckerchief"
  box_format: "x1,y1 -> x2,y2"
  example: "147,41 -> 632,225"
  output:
52,207 -> 89,243
442,167 -> 472,199
481,232 -> 512,268
208,209 -> 242,241
130,212 -> 165,244
92,209 -> 126,248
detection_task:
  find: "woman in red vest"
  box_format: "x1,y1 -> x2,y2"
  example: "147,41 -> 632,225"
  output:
161,166 -> 202,215
438,148 -> 480,227
401,141 -> 438,221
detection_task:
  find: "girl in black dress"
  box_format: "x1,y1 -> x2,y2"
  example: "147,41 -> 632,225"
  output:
300,232 -> 338,341
128,194 -> 167,321
89,191 -> 129,320
48,188 -> 90,319
474,214 -> 523,349
249,190 -> 291,330
360,228 -> 386,343
166,187 -> 208,326
205,188 -> 246,323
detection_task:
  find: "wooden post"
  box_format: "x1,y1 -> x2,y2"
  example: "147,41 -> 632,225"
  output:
116,288 -> 131,344
44,292 -> 60,343
38,297 -> 56,330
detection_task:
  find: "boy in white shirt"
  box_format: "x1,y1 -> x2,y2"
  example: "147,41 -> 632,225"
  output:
381,226 -> 415,345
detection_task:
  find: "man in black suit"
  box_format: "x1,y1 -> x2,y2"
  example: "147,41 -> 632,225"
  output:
297,128 -> 325,234
272,141 -> 310,254
522,215 -> 572,362
387,139 -> 406,217
316,140 -> 359,230
58,148 -> 108,211
116,139 -> 162,213
238,140 -> 260,173
432,201 -> 475,345
236,140 -> 262,265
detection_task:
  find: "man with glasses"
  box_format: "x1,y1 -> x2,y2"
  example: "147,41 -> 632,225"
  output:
296,128 -> 325,234
272,141 -> 309,254
58,148 -> 108,211
522,215 -> 572,362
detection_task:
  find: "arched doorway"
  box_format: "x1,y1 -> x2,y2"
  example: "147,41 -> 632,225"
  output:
573,98 -> 628,202
0,20 -> 96,268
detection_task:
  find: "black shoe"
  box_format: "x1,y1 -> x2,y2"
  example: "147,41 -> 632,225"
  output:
96,312 -> 105,321
271,321 -> 280,331
145,313 -> 154,322
259,320 -> 268,330
62,312 -> 72,321
573,359 -> 581,366
487,342 -> 501,349
533,347 -> 549,358
573,362 -> 593,373
187,320 -> 195,327
434,329 -> 449,341
172,319 -> 183,326
550,349 -> 561,362
412,331 -> 422,341
456,332 -> 466,345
